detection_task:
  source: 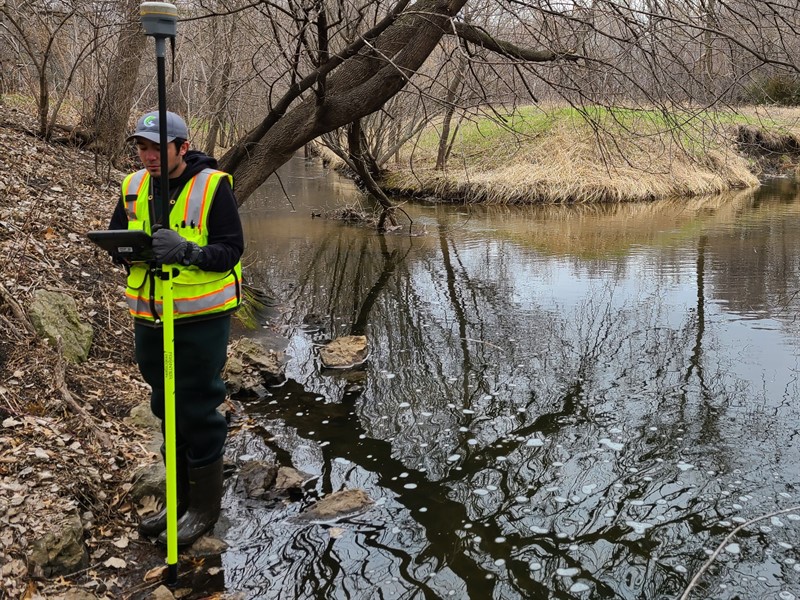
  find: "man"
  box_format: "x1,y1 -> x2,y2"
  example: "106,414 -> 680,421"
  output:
109,110 -> 244,546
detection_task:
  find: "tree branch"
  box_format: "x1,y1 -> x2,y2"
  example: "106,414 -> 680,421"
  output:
219,0 -> 412,175
452,21 -> 582,63
0,282 -> 34,334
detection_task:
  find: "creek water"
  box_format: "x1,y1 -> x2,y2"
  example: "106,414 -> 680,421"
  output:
217,157 -> 800,599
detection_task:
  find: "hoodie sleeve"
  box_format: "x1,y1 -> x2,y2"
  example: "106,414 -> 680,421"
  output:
109,198 -> 128,230
197,177 -> 244,272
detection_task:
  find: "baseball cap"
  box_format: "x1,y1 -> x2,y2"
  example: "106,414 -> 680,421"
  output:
127,111 -> 189,143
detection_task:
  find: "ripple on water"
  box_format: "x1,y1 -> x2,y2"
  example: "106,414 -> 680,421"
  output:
725,543 -> 741,555
625,521 -> 654,534
530,525 -> 548,534
599,438 -> 623,451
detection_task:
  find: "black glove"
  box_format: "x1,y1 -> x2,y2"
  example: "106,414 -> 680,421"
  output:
152,228 -> 204,266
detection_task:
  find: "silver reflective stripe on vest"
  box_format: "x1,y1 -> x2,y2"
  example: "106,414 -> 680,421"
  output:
173,279 -> 238,316
124,170 -> 148,221
183,169 -> 222,230
126,293 -> 160,318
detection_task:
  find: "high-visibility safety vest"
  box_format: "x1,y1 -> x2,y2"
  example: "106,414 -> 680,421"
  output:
121,168 -> 242,322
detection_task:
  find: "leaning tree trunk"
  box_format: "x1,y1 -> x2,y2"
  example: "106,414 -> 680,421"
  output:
92,0 -> 144,165
348,119 -> 398,232
217,0 -> 578,205
219,0 -> 470,203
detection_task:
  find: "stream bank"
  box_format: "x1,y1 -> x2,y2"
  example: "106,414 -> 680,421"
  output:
377,107 -> 800,205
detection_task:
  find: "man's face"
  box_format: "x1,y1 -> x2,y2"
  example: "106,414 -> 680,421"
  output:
135,138 -> 188,178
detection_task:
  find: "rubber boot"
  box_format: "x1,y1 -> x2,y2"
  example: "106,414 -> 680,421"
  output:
139,446 -> 189,537
158,456 -> 223,547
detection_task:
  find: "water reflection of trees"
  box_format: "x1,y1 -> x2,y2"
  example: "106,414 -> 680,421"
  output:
239,189 -> 800,598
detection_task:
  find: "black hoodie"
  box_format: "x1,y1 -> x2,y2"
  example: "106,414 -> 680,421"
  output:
109,150 -> 244,272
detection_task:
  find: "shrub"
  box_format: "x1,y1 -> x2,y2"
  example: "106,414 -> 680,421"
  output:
745,75 -> 800,106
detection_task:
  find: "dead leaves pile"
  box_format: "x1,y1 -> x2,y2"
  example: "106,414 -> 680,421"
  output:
0,106 -> 158,597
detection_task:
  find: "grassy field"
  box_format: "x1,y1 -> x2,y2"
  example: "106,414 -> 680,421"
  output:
382,104 -> 800,204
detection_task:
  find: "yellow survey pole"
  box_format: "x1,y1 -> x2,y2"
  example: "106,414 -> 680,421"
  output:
140,1 -> 180,586
161,263 -> 178,583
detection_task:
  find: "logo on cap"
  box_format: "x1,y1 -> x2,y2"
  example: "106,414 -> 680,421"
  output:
143,115 -> 157,128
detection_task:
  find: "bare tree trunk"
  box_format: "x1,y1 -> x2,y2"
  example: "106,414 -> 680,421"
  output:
91,0 -> 143,163
435,52 -> 466,170
204,17 -> 236,156
392,117 -> 401,165
0,9 -> 12,99
700,0 -> 718,98
37,59 -> 49,137
34,9 -> 76,139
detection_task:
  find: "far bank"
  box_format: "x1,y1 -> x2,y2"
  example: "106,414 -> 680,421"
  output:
374,105 -> 800,204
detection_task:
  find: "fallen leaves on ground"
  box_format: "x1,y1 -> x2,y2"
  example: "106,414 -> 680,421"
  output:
0,106 -> 156,598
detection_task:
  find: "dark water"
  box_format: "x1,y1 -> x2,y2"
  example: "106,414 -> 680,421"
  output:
219,158 -> 800,599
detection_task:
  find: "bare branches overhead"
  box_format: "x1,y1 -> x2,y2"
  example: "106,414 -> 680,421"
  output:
1,0 -> 799,199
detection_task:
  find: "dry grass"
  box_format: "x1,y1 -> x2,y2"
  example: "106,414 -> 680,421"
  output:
384,106 -> 771,204
736,105 -> 800,134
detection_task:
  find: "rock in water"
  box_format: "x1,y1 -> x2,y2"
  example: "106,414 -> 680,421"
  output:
318,335 -> 368,369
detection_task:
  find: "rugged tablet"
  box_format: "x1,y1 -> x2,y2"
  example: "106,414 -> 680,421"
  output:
87,230 -> 154,261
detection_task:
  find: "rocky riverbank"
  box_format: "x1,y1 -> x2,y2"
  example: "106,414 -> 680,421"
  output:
0,104 -> 378,599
